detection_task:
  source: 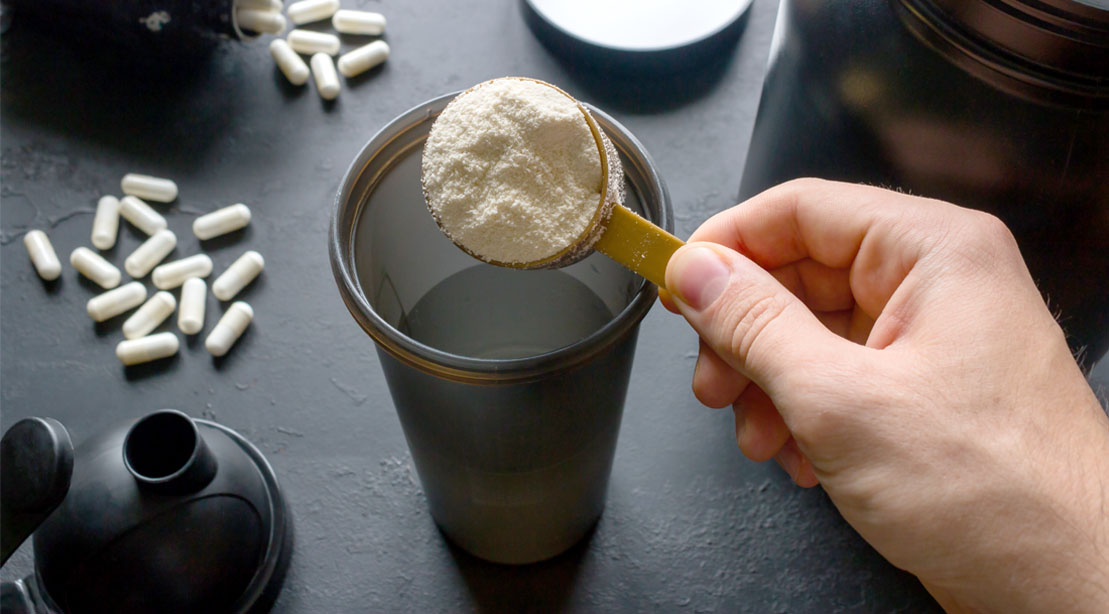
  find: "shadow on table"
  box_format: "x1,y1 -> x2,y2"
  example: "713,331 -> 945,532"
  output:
0,11 -> 240,167
444,523 -> 595,613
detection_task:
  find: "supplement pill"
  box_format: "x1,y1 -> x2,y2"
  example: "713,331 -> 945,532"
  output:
70,247 -> 121,289
24,230 -> 62,281
116,332 -> 179,366
122,291 -> 177,339
310,53 -> 340,100
205,302 -> 253,357
194,203 -> 252,240
237,8 -> 287,34
287,0 -> 339,25
178,278 -> 207,335
119,196 -> 167,236
287,29 -> 340,55
337,40 -> 389,78
332,10 -> 385,35
120,173 -> 178,203
91,195 -> 121,250
212,250 -> 264,301
87,281 -> 147,322
125,229 -> 177,278
152,254 -> 213,290
269,40 -> 310,86
236,0 -> 283,9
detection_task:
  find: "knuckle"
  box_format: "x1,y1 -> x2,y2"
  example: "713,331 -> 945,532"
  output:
723,289 -> 792,368
964,210 -> 1019,255
973,210 -> 1015,239
779,177 -> 829,192
763,177 -> 828,205
788,405 -> 841,449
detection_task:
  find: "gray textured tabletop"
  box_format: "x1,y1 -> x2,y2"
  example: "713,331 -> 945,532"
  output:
2,1 -> 1107,612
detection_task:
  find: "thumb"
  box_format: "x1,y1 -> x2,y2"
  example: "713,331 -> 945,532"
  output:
665,242 -> 852,396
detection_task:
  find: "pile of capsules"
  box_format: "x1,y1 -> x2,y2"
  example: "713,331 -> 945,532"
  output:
237,0 -> 389,101
23,174 -> 263,367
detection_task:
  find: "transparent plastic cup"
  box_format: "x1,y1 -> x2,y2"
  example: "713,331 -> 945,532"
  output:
330,93 -> 672,564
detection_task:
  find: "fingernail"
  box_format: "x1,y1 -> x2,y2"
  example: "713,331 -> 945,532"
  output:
775,445 -> 801,482
670,246 -> 731,311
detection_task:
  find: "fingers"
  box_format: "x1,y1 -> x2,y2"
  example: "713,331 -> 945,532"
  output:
693,339 -> 750,408
768,259 -> 854,313
689,178 -> 943,320
665,242 -> 861,403
775,438 -> 819,488
658,287 -> 679,314
733,385 -> 789,462
731,385 -> 819,487
689,178 -> 899,267
812,306 -> 876,345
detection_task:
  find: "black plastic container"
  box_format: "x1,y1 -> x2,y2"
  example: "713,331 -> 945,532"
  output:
740,0 -> 1108,367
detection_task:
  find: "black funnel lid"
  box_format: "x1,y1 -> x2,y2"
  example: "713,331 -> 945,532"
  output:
30,410 -> 292,614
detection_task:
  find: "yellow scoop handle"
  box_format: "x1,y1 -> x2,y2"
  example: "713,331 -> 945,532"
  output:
593,204 -> 685,289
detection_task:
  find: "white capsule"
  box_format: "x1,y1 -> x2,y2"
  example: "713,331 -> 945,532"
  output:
119,196 -> 168,236
287,29 -> 340,55
152,254 -> 213,290
206,302 -> 254,357
24,230 -> 62,281
87,281 -> 146,322
125,229 -> 176,278
287,0 -> 339,25
332,10 -> 385,35
91,195 -> 121,250
269,40 -> 310,86
193,203 -> 252,241
212,251 -> 264,301
116,332 -> 179,366
70,247 -> 121,289
237,8 -> 287,34
122,291 -> 177,339
236,0 -> 283,10
337,40 -> 389,78
120,173 -> 178,203
310,53 -> 341,100
179,278 -> 207,335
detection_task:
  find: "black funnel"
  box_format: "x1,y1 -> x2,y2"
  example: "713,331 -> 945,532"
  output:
123,410 -> 218,494
1,410 -> 292,614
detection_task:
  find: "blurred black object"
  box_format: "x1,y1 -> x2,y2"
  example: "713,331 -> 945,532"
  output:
4,0 -> 243,56
1,418 -> 73,567
740,0 -> 1109,368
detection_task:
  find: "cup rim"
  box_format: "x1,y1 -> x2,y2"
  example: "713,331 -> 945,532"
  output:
329,91 -> 673,385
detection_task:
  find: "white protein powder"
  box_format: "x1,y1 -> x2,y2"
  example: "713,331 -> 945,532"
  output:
421,78 -> 606,265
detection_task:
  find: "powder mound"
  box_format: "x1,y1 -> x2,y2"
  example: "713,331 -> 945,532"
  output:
421,78 -> 606,265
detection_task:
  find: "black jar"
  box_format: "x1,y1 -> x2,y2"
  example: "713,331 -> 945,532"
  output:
3,0 -> 258,53
740,0 -> 1108,367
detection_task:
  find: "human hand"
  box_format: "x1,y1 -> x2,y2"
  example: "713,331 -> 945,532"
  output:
664,179 -> 1109,612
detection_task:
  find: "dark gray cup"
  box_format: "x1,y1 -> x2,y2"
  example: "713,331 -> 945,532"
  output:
330,93 -> 672,564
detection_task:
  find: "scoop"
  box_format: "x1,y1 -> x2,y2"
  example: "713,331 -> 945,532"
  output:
421,77 -> 684,289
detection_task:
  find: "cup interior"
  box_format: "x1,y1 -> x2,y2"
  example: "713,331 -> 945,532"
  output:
332,95 -> 671,380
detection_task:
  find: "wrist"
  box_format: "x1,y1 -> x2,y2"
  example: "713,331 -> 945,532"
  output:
1010,399 -> 1109,613
928,398 -> 1109,613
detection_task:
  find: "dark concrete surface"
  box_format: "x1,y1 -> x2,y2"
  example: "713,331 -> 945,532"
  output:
2,1 -> 1106,611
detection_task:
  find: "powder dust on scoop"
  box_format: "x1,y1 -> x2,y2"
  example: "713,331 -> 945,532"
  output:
421,77 -> 623,267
